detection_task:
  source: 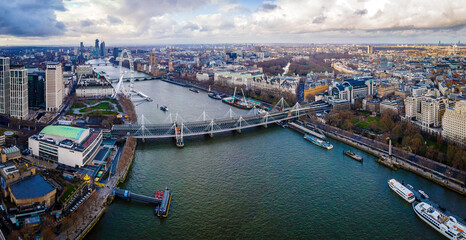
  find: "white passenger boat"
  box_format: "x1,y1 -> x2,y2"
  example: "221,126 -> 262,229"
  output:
413,202 -> 466,240
387,179 -> 415,203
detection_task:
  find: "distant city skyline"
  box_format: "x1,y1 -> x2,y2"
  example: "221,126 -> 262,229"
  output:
0,0 -> 465,46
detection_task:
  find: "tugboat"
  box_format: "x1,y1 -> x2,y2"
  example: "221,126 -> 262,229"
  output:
160,105 -> 168,111
189,88 -> 199,93
343,150 -> 363,162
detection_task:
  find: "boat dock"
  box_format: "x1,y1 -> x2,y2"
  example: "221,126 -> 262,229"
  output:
113,188 -> 172,217
289,122 -> 326,140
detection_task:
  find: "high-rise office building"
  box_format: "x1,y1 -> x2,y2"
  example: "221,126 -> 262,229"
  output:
100,41 -> 105,57
28,71 -> 45,110
367,45 -> 373,55
45,62 -> 63,112
9,66 -> 28,119
95,39 -> 99,55
113,48 -> 120,61
0,57 -> 10,115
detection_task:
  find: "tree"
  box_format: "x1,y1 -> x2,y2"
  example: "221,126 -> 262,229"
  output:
41,228 -> 56,240
7,230 -> 20,240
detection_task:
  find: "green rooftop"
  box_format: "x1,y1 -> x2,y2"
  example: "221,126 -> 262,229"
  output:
40,125 -> 86,140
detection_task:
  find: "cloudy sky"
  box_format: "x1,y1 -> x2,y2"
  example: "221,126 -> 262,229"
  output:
0,0 -> 465,46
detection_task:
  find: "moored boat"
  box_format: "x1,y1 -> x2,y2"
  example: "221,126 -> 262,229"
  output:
304,134 -> 333,150
344,150 -> 363,162
387,178 -> 415,203
189,88 -> 199,93
208,92 -> 222,100
419,190 -> 430,199
413,202 -> 466,240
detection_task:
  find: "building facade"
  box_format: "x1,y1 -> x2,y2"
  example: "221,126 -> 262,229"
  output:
28,72 -> 45,110
45,63 -> 63,112
28,125 -> 102,167
442,101 -> 466,143
9,67 -> 28,119
0,57 -> 10,115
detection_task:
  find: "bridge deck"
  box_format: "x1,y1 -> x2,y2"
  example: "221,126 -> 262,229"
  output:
111,104 -> 331,139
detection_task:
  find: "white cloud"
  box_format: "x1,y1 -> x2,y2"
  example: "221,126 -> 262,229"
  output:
1,0 -> 465,45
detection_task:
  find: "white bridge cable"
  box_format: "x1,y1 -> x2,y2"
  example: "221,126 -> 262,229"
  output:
196,111 -> 213,122
235,116 -> 251,128
203,119 -> 223,132
163,113 -> 174,123
223,108 -> 238,119
135,114 -> 154,136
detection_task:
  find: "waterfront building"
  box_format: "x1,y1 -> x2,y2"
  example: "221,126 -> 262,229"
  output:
405,96 -> 449,127
442,100 -> 466,143
196,73 -> 210,81
150,52 -> 157,69
76,79 -> 114,98
28,125 -> 102,167
45,62 -> 63,112
9,67 -> 28,119
0,57 -> 10,115
8,174 -> 56,209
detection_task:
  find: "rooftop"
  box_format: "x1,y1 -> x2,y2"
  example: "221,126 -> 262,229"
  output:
9,175 -> 55,199
40,125 -> 86,140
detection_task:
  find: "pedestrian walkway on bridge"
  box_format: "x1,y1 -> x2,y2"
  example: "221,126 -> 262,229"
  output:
111,101 -> 332,147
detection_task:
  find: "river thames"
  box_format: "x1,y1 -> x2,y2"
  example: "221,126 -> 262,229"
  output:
86,62 -> 465,239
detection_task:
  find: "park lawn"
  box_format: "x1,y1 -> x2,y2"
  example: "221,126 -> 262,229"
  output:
357,121 -> 369,128
367,116 -> 380,123
90,102 -> 112,110
71,102 -> 86,109
350,119 -> 359,124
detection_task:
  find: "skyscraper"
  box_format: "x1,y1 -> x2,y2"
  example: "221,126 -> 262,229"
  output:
367,45 -> 373,55
45,62 -> 63,112
28,71 -> 45,110
95,39 -> 100,55
113,48 -> 120,61
100,41 -> 105,57
80,42 -> 84,62
0,57 -> 10,115
9,66 -> 28,119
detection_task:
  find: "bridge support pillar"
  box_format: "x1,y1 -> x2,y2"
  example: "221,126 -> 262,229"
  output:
236,129 -> 241,133
209,133 -> 214,138
264,124 -> 268,128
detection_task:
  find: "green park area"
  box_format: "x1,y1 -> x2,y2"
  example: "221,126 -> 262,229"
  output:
69,99 -> 123,116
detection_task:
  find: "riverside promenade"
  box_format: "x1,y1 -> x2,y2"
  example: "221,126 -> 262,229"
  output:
314,122 -> 466,195
56,137 -> 137,240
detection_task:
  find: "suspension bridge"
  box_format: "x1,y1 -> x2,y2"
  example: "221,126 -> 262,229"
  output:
111,102 -> 331,147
